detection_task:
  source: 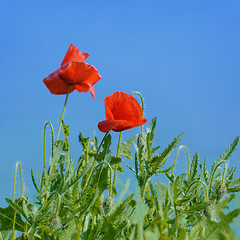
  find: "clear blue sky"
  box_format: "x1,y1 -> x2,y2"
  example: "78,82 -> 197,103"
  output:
1,1 -> 240,206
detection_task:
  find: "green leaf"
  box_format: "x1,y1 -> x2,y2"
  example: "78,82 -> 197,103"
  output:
109,156 -> 122,165
214,194 -> 235,215
218,136 -> 240,162
189,152 -> 199,182
0,203 -> 25,231
173,174 -> 186,203
120,135 -> 137,160
59,116 -> 70,136
59,221 -> 76,240
31,169 -> 39,193
202,209 -> 240,239
229,175 -> 240,187
228,186 -> 240,193
146,117 -> 157,143
132,189 -> 148,224
150,133 -> 183,175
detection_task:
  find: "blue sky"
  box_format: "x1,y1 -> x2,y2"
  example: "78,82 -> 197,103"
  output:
1,1 -> 240,209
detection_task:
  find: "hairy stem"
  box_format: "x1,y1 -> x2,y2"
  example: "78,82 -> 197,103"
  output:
171,145 -> 190,179
112,131 -> 122,197
185,180 -> 209,201
132,91 -> 145,133
43,122 -> 54,170
56,85 -> 70,142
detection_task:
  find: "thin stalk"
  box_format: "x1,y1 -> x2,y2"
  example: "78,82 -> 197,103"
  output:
81,132 -> 109,194
112,131 -> 122,197
56,85 -> 70,142
13,162 -> 24,201
185,180 -> 209,201
171,145 -> 190,179
12,161 -> 24,240
43,122 -> 54,170
132,91 -> 145,133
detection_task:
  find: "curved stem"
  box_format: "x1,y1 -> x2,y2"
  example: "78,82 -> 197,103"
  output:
81,132 -> 109,194
171,145 -> 190,178
185,180 -> 209,201
208,161 -> 226,196
112,131 -> 122,197
13,162 -> 24,201
12,161 -> 24,240
132,91 -> 145,133
43,122 -> 54,170
56,85 -> 70,142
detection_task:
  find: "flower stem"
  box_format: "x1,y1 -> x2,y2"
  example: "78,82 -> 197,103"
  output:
12,161 -> 24,240
112,131 -> 122,197
132,91 -> 145,133
171,145 -> 190,179
56,85 -> 70,142
208,161 -> 226,196
43,122 -> 54,170
185,180 -> 209,201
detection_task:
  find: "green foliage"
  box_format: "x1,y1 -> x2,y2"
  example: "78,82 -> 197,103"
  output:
1,117 -> 240,239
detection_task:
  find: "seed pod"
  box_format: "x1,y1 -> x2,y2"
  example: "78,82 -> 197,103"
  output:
137,132 -> 146,148
102,197 -> 113,215
49,215 -> 61,229
203,205 -> 216,220
215,183 -> 227,200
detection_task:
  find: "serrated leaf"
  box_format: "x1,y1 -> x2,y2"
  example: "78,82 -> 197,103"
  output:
227,186 -> 240,193
214,194 -> 235,215
31,169 -> 39,193
146,117 -> 157,143
229,175 -> 240,187
218,136 -> 239,162
148,133 -> 182,177
189,152 -> 199,182
0,204 -> 25,231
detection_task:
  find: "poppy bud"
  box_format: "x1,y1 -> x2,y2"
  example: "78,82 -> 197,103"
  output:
137,132 -> 146,148
49,215 -> 61,229
215,183 -> 227,200
203,205 -> 216,220
102,196 -> 113,215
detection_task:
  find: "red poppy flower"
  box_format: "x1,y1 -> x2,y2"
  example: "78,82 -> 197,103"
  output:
43,43 -> 101,99
98,92 -> 147,132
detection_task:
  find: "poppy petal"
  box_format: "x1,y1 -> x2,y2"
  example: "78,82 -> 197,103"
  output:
113,119 -> 147,132
61,43 -> 89,66
59,62 -> 101,86
104,92 -> 144,122
43,69 -> 75,95
98,120 -> 118,133
98,92 -> 147,133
